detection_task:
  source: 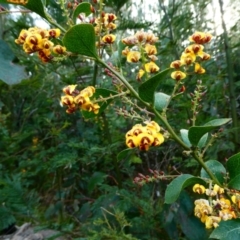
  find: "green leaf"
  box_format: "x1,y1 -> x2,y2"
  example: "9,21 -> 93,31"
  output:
63,24 -> 98,59
180,129 -> 191,147
138,68 -> 171,103
81,88 -> 118,119
200,160 -> 226,184
154,92 -> 170,111
117,148 -> 135,161
228,174 -> 240,190
73,2 -> 92,23
164,174 -> 206,204
226,152 -> 240,179
197,133 -> 208,148
176,192 -> 208,240
88,172 -> 107,193
0,0 -> 47,19
0,40 -> 27,85
210,219 -> 240,240
188,118 -> 231,146
130,155 -> 142,164
0,206 -> 16,231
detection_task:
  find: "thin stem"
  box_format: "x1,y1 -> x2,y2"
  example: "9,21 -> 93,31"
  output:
192,150 -> 221,186
162,80 -> 181,117
45,12 -> 66,33
97,59 -> 142,101
98,58 -> 190,150
97,58 -> 221,185
92,62 -> 98,86
200,134 -> 217,158
152,108 -> 190,150
0,10 -> 31,15
94,91 -> 128,103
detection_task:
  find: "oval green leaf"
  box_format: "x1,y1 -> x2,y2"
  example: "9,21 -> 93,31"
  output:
180,129 -> 191,147
154,92 -> 170,111
164,174 -> 206,204
188,118 -> 231,146
81,88 -> 118,119
210,219 -> 240,240
0,40 -> 27,85
0,0 -> 47,19
117,148 -> 135,161
63,24 -> 98,59
138,68 -> 171,103
73,2 -> 92,23
200,160 -> 226,184
227,174 -> 240,190
197,133 -> 208,148
226,152 -> 240,179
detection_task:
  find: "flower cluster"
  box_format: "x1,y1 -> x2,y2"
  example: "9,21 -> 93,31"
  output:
125,121 -> 164,151
7,0 -> 27,4
15,27 -> 66,63
94,13 -> 117,46
170,32 -> 212,81
122,31 -> 159,80
60,85 -> 100,114
193,183 -> 237,228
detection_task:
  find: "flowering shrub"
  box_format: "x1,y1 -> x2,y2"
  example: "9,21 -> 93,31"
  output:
1,0 -> 240,239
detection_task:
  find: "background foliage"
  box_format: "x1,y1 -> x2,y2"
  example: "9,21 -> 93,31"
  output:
0,0 -> 240,239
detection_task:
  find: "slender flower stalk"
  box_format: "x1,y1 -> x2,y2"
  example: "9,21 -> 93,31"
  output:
97,57 -> 221,186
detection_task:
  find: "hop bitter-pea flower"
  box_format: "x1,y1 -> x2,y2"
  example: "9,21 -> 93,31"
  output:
125,121 -> 164,151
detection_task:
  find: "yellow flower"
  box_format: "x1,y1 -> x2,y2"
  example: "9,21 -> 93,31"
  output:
126,122 -> 164,151
53,45 -> 66,54
194,199 -> 212,222
61,95 -> 74,106
38,49 -> 52,63
171,71 -> 186,81
213,184 -> 224,194
15,29 -> 28,44
80,86 -> 96,98
107,22 -> 117,30
205,216 -> 221,229
180,52 -> 196,65
170,60 -> 182,69
136,69 -> 145,80
122,47 -> 130,56
25,33 -> 42,46
122,36 -> 138,45
145,44 -> 157,55
7,0 -> 28,5
185,44 -> 204,55
106,13 -> 117,22
139,134 -> 154,151
195,63 -> 205,74
193,184 -> 206,194
219,209 -> 236,221
200,52 -> 211,61
189,32 -> 212,44
102,34 -> 116,44
48,28 -> 61,38
146,121 -> 161,132
41,39 -> 54,49
126,51 -> 141,63
135,31 -> 147,42
145,32 -> 158,44
74,95 -> 89,106
152,132 -> 164,147
145,61 -> 160,73
62,85 -> 78,95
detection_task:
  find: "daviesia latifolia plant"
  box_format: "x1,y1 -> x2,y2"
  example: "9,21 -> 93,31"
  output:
2,0 -> 240,238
